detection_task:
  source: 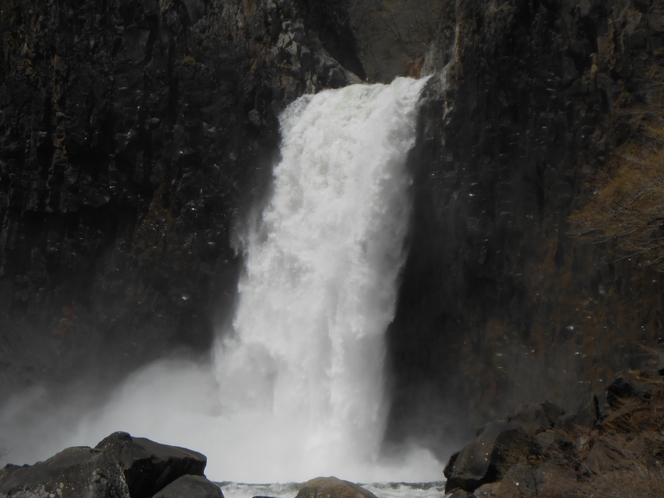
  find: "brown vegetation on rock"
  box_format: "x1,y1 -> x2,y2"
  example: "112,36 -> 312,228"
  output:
457,363 -> 664,497
570,66 -> 664,272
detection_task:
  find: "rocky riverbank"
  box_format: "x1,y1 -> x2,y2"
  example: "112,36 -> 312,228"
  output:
444,346 -> 664,497
0,434 -> 385,498
0,431 -> 214,498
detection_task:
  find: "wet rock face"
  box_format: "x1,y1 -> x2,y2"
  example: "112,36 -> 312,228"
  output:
0,0 -> 362,393
386,0 -> 664,451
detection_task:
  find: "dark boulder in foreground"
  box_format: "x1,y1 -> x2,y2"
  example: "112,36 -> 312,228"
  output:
95,431 -> 207,498
444,421 -> 537,493
444,401 -> 563,493
295,477 -> 378,498
0,432 -> 212,498
152,475 -> 224,498
0,446 -> 130,498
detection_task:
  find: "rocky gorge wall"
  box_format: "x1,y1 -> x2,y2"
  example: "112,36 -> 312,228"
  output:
385,0 -> 664,456
0,0 -> 362,395
6,0 -> 664,470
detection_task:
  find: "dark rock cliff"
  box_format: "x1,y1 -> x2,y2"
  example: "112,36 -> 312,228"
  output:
0,0 -> 362,394
6,0 -> 664,470
386,0 -> 664,455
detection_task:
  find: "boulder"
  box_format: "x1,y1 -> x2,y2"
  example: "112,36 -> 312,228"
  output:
294,477 -> 377,498
0,446 -> 130,498
554,395 -> 598,432
443,421 -> 537,493
495,462 -> 576,498
585,440 -> 625,472
505,403 -> 556,435
535,431 -> 574,457
539,401 -> 566,426
152,475 -> 224,498
606,371 -> 655,408
446,489 -> 473,498
95,431 -> 207,498
473,482 -> 501,497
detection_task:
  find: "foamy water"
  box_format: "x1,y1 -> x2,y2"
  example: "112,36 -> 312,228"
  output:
218,481 -> 447,498
212,76 -> 433,482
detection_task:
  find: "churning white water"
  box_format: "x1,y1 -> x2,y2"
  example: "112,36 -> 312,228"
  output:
0,76 -> 442,486
213,76 -> 433,481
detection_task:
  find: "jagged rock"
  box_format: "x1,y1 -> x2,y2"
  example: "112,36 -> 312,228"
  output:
0,446 -> 130,498
444,421 -> 537,493
152,475 -> 224,498
294,477 -> 377,498
535,431 -> 574,457
495,462 -> 576,498
657,362 -> 664,377
95,431 -> 206,498
473,482 -> 501,497
606,371 -> 655,408
585,440 -> 625,472
447,489 -> 473,498
505,402 -> 561,435
539,401 -> 566,426
554,395 -> 599,431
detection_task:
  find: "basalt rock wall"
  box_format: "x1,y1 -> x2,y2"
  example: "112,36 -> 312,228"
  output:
0,0 -> 362,393
386,0 -> 664,455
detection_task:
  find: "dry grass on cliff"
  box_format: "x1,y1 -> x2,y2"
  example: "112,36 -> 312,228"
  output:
573,397 -> 664,497
569,66 -> 664,271
569,149 -> 664,270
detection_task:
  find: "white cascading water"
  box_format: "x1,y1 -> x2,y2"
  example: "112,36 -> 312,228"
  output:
214,76 -> 431,481
0,76 -> 442,486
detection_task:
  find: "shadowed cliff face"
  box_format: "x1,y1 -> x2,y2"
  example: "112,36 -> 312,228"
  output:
386,0 -> 664,456
0,0 -> 362,394
7,0 -> 664,469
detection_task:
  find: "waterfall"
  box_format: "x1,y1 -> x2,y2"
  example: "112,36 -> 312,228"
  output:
213,76 -> 432,481
0,76 -> 441,485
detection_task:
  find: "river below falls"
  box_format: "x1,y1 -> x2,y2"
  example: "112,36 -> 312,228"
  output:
218,481 -> 447,498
